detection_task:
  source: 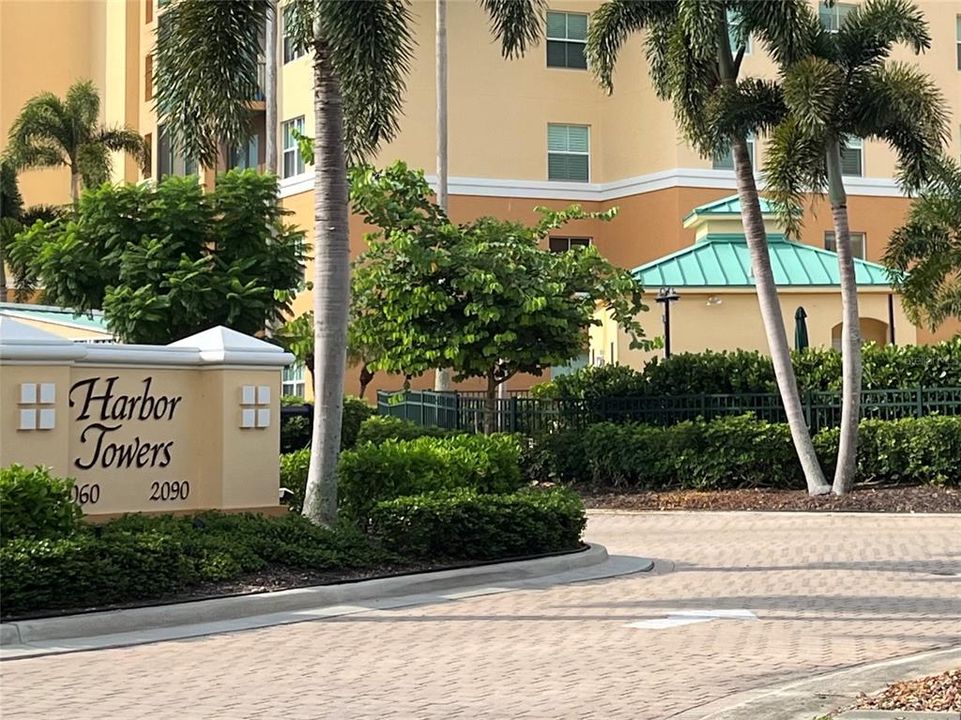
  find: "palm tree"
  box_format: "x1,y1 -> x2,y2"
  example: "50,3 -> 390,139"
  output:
155,0 -> 541,525
588,0 -> 831,495
432,0 -> 544,392
884,156 -> 961,329
765,0 -> 948,494
4,80 -> 147,202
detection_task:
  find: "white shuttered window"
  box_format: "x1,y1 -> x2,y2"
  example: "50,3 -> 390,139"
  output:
547,124 -> 589,182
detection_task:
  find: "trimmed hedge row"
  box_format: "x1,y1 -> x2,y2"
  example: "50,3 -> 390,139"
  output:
533,338 -> 961,399
0,512 -> 393,617
355,416 -> 457,445
527,415 -> 961,489
338,434 -> 525,522
369,487 -> 586,560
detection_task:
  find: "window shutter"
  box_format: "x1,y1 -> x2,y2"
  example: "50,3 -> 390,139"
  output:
547,124 -> 569,152
567,126 -> 589,153
840,147 -> 862,176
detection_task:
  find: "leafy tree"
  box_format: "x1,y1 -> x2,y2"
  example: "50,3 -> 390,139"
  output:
588,0 -> 832,495
16,171 -> 305,344
885,156 -> 961,329
4,80 -> 146,202
349,163 -> 650,432
764,0 -> 947,495
155,0 -> 542,525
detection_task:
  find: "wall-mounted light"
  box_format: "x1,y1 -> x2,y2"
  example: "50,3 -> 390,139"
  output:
706,295 -> 722,306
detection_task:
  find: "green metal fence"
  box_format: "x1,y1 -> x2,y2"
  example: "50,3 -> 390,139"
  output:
376,387 -> 961,435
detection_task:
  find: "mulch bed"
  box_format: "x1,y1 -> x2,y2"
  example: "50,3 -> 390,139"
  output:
581,485 -> 961,513
854,668 -> 961,712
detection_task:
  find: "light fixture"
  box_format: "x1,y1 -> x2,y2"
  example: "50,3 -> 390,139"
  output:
706,295 -> 722,306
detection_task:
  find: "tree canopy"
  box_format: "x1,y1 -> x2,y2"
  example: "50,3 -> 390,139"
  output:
348,163 -> 650,396
13,170 -> 306,343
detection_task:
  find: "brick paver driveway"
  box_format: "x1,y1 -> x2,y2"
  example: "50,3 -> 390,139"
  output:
2,512 -> 959,719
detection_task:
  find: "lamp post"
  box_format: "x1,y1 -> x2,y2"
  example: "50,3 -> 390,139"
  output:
654,287 -> 680,358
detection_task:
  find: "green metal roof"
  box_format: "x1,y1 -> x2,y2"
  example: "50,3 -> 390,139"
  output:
683,194 -> 778,222
0,303 -> 110,333
632,235 -> 893,288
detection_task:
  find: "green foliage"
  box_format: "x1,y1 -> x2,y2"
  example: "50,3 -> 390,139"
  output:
4,80 -> 147,196
0,512 -> 394,617
338,434 -> 525,523
280,414 -> 311,454
349,162 -> 650,394
18,171 -> 306,343
355,416 -> 458,446
369,487 -> 585,560
534,339 -> 961,399
280,448 -> 311,512
275,313 -> 315,376
885,156 -> 961,329
342,397 -> 377,450
530,415 -> 961,490
0,465 -> 82,544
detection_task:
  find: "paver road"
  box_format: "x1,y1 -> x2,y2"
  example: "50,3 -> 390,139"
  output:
2,512 -> 959,719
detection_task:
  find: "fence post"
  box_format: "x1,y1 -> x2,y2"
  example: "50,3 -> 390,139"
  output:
916,385 -> 924,418
509,396 -> 518,433
700,393 -> 706,420
804,389 -> 812,431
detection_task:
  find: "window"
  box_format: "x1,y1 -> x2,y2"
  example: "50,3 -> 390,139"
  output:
713,133 -> 755,171
144,55 -> 153,101
820,3 -> 855,33
143,133 -> 152,179
727,9 -> 751,55
283,5 -> 306,63
228,134 -> 261,171
549,237 -> 591,253
282,363 -> 306,398
840,136 -> 863,176
546,11 -> 587,69
825,231 -> 866,259
956,15 -> 960,70
282,117 -> 306,178
145,0 -> 152,24
547,124 -> 589,182
157,124 -> 197,179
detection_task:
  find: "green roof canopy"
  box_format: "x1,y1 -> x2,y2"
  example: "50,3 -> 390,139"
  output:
683,194 -> 779,222
0,303 -> 110,333
633,235 -> 893,288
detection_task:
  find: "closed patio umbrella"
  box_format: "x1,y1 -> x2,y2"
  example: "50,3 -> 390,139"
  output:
794,306 -> 809,351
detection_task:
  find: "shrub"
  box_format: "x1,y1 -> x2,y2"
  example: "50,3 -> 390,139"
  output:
355,416 -> 458,446
0,512 -> 396,617
342,396 -> 376,450
0,465 -> 82,543
280,414 -> 311,453
279,448 -> 310,512
531,337 -> 961,399
338,434 -> 525,523
369,487 -> 586,560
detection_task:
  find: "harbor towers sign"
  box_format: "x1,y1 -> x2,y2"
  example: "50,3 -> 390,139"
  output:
0,318 -> 292,517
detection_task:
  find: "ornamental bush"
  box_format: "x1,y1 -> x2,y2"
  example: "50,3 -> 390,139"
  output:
279,396 -> 376,454
337,434 -> 525,523
527,415 -> 961,490
534,337 -> 961,399
354,416 -> 457,446
0,465 -> 82,544
368,487 -> 586,560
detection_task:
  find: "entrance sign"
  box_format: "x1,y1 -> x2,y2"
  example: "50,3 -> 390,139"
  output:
1,319 -> 293,517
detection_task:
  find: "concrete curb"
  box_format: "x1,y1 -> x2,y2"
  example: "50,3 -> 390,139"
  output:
1,543 -> 652,659
669,645 -> 961,720
835,712 -> 960,719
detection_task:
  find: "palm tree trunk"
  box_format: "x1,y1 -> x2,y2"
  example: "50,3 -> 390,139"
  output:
302,36 -> 350,527
826,140 -> 861,495
0,244 -> 7,303
264,0 -> 278,177
716,10 -> 829,495
433,0 -> 453,393
70,170 -> 81,203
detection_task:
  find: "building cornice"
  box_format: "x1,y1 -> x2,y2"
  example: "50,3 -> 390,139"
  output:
278,168 -> 905,202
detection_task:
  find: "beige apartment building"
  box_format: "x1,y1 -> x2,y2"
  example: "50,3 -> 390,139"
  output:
2,0 -> 960,395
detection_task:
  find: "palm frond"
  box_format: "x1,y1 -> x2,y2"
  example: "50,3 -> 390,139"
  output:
98,126 -> 149,172
5,93 -> 72,168
836,0 -> 930,71
586,0 -> 676,93
676,0 -> 723,58
763,117 -> 829,239
782,55 -> 844,135
849,62 -> 948,192
76,143 -> 111,189
154,0 -> 269,168
705,78 -> 786,151
320,0 -> 415,162
740,0 -> 825,67
480,0 -> 546,59
63,80 -> 101,142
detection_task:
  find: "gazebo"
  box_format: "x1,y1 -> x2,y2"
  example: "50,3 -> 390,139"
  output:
590,195 -> 911,368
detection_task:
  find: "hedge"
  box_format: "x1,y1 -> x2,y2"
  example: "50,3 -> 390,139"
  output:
369,487 -> 586,560
279,396 -> 376,453
533,337 -> 961,399
0,465 -> 82,543
355,416 -> 458,446
338,434 -> 525,523
528,415 -> 961,490
0,512 -> 395,617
